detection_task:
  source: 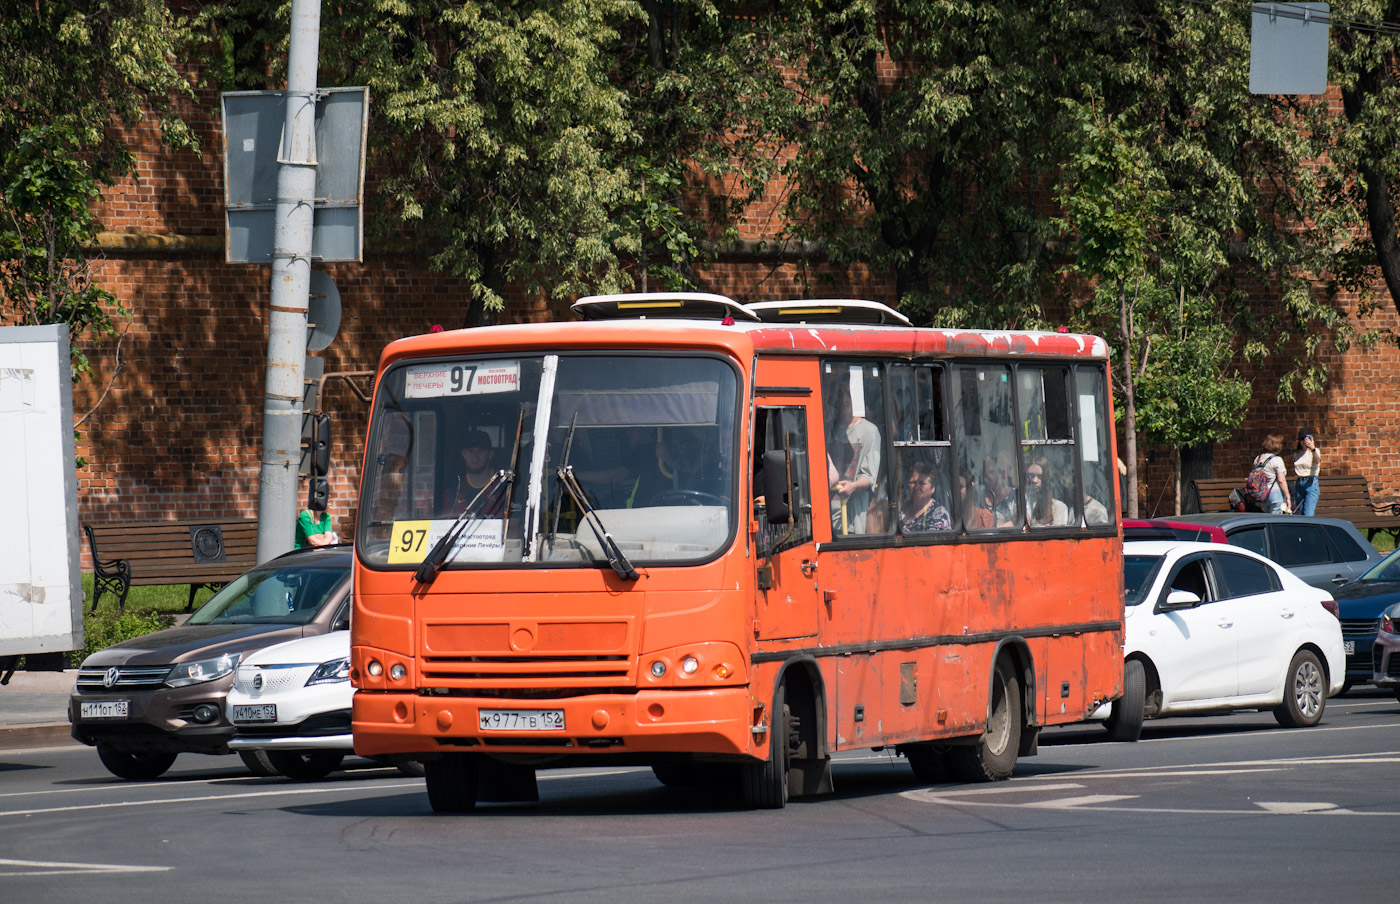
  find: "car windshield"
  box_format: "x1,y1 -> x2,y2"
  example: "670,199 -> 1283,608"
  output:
1356,550 -> 1400,584
357,352 -> 740,570
1124,554 -> 1164,607
186,560 -> 348,626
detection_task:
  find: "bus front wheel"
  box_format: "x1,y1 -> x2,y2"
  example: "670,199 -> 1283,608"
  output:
950,659 -> 1021,783
740,687 -> 791,809
425,754 -> 478,813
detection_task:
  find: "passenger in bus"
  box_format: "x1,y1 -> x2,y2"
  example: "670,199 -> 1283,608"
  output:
982,454 -> 1018,527
960,470 -> 995,529
442,429 -> 506,516
1025,457 -> 1070,527
1083,493 -> 1110,525
828,384 -> 881,534
901,461 -> 951,533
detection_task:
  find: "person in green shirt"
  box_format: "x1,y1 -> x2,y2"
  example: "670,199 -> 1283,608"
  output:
295,508 -> 338,548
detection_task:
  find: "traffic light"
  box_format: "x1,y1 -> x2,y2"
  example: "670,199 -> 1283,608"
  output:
309,414 -> 331,477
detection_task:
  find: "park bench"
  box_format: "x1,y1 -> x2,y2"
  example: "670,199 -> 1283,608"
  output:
83,518 -> 259,613
1189,474 -> 1400,542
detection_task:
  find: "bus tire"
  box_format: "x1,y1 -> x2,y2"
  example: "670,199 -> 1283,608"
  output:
1273,649 -> 1326,728
238,750 -> 280,777
425,754 -> 478,813
950,659 -> 1021,783
1104,659 -> 1146,742
740,687 -> 790,809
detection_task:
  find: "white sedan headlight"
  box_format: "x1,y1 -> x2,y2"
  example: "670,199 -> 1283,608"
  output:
306,657 -> 351,686
166,653 -> 240,688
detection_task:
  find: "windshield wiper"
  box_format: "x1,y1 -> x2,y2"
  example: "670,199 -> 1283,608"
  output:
556,465 -> 639,581
413,469 -> 513,586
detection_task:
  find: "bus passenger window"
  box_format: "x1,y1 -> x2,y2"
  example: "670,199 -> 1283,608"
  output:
1018,367 -> 1079,529
890,363 -> 952,536
1077,367 -> 1117,526
953,364 -> 1019,531
823,362 -> 886,537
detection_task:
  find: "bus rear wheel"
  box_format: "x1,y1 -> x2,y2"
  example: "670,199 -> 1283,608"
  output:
1104,658 -> 1146,742
425,754 -> 478,813
950,659 -> 1021,783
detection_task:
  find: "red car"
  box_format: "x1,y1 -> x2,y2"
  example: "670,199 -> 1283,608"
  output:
1122,518 -> 1228,544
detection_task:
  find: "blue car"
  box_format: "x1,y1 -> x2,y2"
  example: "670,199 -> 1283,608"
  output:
1332,549 -> 1400,690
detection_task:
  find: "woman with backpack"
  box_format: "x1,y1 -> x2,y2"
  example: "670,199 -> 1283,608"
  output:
1248,434 -> 1294,514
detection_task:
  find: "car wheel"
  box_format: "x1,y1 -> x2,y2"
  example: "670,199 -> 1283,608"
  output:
1104,659 -> 1146,742
425,754 -> 478,812
1274,650 -> 1327,728
395,760 -> 427,778
96,744 -> 177,781
739,685 -> 791,809
266,750 -> 345,781
949,658 -> 1021,782
238,750 -> 280,777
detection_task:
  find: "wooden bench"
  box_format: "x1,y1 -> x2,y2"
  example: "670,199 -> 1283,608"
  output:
83,519 -> 259,613
1189,474 -> 1400,542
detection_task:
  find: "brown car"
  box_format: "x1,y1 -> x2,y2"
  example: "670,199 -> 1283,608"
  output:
70,546 -> 352,780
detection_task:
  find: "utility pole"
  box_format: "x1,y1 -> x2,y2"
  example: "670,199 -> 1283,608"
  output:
256,0 -> 321,562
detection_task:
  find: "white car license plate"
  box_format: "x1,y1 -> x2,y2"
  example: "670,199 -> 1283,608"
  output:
1344,640 -> 1355,655
479,709 -> 565,731
80,700 -> 128,720
232,704 -> 278,723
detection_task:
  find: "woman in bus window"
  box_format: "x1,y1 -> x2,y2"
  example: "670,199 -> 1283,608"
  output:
1025,456 -> 1070,527
901,460 -> 951,533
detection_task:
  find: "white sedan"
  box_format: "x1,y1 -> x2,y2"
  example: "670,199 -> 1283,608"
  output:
1092,540 -> 1345,742
226,631 -> 421,779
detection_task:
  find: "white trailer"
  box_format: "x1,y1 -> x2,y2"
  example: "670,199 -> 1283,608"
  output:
0,324 -> 83,682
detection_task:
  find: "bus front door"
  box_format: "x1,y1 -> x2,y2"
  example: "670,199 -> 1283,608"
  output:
753,366 -> 823,642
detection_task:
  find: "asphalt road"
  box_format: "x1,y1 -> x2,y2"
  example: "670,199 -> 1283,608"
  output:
3,691 -> 1398,904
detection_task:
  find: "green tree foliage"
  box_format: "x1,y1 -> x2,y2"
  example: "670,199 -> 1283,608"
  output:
0,0 -> 197,373
1325,1 -> 1400,329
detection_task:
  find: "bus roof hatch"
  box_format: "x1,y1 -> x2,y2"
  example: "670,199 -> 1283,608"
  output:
572,292 -> 760,322
746,299 -> 913,327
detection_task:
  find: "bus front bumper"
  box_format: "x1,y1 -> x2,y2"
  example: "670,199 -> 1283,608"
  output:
352,686 -> 756,759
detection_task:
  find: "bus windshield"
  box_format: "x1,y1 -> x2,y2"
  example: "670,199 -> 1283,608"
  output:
357,352 -> 740,570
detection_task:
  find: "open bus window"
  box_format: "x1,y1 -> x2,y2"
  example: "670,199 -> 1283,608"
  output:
823,361 -> 887,537
754,407 -> 814,557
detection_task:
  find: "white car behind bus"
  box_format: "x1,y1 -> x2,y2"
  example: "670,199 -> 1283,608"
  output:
1091,540 -> 1345,741
226,631 -> 420,779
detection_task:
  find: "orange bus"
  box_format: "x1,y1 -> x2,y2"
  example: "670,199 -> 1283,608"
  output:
350,293 -> 1124,810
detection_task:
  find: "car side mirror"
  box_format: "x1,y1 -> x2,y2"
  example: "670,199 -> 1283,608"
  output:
1159,589 -> 1203,611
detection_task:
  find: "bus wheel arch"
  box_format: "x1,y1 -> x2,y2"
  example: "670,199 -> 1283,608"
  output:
742,657 -> 832,806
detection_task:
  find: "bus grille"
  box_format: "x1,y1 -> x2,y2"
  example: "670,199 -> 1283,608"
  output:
420,655 -> 633,685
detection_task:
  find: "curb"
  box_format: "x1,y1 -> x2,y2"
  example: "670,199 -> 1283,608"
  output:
0,723 -> 79,751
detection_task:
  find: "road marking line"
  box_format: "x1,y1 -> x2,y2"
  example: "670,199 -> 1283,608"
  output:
0,782 -> 421,819
921,782 -> 1085,797
0,857 -> 171,877
1255,801 -> 1354,815
1024,794 -> 1138,808
901,789 -> 1400,816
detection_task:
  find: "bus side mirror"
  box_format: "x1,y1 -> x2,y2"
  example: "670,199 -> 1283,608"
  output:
762,449 -> 792,524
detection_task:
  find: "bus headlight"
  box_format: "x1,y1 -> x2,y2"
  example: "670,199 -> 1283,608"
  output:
650,660 -> 667,678
681,656 -> 699,675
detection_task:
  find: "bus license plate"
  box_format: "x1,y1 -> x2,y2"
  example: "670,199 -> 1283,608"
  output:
80,700 -> 128,720
232,704 -> 278,724
479,709 -> 565,731
1344,640 -> 1355,655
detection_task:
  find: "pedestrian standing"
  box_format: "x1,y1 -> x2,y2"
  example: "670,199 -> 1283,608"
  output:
1252,435 -> 1294,515
1293,428 -> 1322,517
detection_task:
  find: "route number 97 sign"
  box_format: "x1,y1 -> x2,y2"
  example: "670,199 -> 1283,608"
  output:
404,360 -> 520,398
